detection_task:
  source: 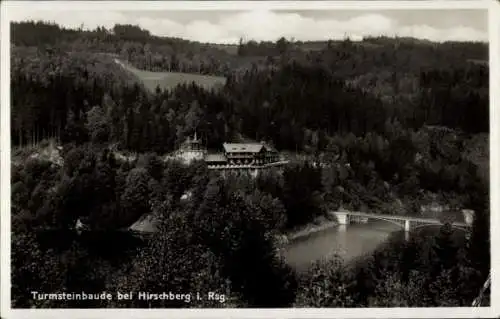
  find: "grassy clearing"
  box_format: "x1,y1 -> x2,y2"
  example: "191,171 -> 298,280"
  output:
115,59 -> 227,92
12,139 -> 63,166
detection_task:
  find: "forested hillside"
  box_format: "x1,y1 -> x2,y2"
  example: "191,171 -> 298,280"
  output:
11,21 -> 488,149
10,21 -> 490,308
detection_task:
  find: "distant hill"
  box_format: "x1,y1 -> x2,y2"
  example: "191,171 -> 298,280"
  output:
114,59 -> 227,92
210,43 -> 239,55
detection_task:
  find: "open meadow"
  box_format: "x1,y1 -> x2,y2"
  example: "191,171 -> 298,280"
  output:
114,58 -> 226,92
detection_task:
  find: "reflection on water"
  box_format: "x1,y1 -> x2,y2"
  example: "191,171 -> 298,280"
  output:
283,220 -> 403,271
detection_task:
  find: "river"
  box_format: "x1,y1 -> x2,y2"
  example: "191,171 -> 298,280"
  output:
38,219 -> 443,275
283,220 -> 406,272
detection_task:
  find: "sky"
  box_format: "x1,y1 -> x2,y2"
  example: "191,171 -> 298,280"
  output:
9,6 -> 488,44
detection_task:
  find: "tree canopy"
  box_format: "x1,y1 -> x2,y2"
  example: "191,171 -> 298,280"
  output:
10,21 -> 489,308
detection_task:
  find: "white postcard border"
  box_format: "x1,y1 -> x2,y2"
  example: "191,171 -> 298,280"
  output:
1,1 -> 498,318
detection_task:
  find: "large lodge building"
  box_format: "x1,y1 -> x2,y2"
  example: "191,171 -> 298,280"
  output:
125,135 -> 288,235
174,133 -> 288,176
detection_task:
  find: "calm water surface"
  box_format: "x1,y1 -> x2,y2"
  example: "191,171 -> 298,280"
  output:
39,222 -> 409,273
283,220 -> 404,271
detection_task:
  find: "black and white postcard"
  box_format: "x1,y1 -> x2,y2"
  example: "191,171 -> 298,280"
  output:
0,1 -> 498,318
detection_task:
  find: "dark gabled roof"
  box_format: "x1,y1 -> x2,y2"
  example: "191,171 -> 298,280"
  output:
128,213 -> 160,234
263,144 -> 278,153
205,153 -> 227,162
223,143 -> 264,153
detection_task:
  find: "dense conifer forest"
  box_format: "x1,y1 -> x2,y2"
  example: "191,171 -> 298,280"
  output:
11,21 -> 490,308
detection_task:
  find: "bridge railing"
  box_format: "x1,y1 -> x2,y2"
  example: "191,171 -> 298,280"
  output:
332,210 -> 471,228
